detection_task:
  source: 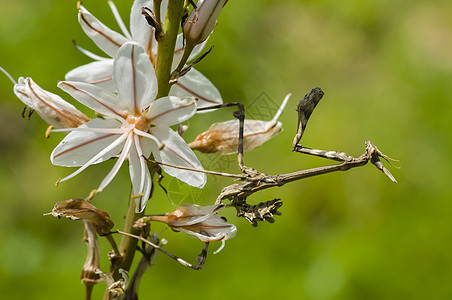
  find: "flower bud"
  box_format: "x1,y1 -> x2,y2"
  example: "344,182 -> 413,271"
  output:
189,93 -> 291,155
183,0 -> 227,46
14,77 -> 90,128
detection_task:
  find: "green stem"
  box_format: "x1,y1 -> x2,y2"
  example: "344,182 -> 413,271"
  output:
173,44 -> 195,75
155,0 -> 185,98
102,190 -> 144,300
118,192 -> 144,272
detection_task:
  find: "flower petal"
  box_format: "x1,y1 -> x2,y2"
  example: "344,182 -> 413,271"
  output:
108,1 -> 132,40
51,118 -> 124,167
113,42 -> 157,112
150,126 -> 206,188
130,0 -> 154,53
176,223 -> 237,243
58,81 -> 128,118
65,60 -> 116,91
97,133 -> 134,192
79,9 -> 128,57
170,68 -> 222,110
168,203 -> 222,226
56,132 -> 129,183
174,213 -> 237,243
129,135 -> 152,212
146,96 -> 196,126
51,199 -> 114,235
14,77 -> 90,128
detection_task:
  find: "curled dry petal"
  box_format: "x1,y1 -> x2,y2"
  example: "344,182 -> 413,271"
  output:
14,77 -> 90,128
96,269 -> 128,299
50,199 -> 114,235
80,221 -> 101,285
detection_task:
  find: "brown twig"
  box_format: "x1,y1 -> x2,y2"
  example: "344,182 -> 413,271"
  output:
216,140 -> 397,204
115,230 -> 209,270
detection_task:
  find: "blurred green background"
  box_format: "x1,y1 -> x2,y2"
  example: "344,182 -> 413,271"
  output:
1,0 -> 452,299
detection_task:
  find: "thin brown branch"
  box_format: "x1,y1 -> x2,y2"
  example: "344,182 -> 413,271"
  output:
115,230 -> 209,270
215,140 -> 397,205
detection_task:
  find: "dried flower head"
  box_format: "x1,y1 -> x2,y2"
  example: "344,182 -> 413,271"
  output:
50,199 -> 114,235
96,268 -> 128,300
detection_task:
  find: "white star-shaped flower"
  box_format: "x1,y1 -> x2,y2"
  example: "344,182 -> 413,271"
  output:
52,42 -> 206,212
66,0 -> 222,110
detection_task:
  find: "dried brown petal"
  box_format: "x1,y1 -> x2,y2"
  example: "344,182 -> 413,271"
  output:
51,199 -> 114,235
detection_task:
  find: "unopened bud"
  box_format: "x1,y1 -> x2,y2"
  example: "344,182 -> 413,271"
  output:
183,0 -> 227,46
14,77 -> 90,128
189,93 -> 291,155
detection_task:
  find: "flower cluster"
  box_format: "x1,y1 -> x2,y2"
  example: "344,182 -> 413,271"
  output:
53,41 -> 206,212
67,0 -> 223,110
3,0 -> 289,265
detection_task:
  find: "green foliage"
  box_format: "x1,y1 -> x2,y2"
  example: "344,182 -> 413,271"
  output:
1,0 -> 452,299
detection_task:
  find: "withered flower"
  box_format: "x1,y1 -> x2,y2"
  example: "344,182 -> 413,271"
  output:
96,269 -> 128,300
50,199 -> 114,236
